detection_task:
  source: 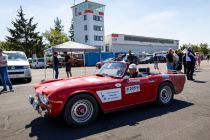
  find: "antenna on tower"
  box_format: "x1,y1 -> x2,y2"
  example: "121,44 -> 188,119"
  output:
73,0 -> 76,5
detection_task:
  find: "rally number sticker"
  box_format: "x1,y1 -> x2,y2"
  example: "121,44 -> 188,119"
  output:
125,85 -> 140,94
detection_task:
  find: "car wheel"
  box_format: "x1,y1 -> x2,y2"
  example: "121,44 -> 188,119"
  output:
63,94 -> 98,127
156,82 -> 174,106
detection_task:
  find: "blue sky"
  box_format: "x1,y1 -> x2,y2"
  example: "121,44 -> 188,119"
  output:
0,0 -> 210,45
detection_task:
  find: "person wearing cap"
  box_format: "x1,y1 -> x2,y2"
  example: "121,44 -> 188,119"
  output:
0,48 -> 13,93
128,64 -> 138,78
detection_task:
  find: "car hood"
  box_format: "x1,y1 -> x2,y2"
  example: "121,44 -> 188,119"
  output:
35,76 -> 121,95
7,61 -> 29,66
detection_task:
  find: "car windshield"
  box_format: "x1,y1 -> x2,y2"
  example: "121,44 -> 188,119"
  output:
5,52 -> 27,61
97,62 -> 127,78
38,58 -> 44,62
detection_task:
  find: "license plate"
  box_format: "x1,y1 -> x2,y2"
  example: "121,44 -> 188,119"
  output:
9,74 -> 19,78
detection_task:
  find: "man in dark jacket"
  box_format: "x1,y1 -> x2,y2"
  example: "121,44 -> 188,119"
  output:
53,52 -> 59,79
64,52 -> 72,78
127,50 -> 137,64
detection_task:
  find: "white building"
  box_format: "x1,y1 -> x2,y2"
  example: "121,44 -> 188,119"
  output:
71,0 -> 105,51
105,34 -> 179,54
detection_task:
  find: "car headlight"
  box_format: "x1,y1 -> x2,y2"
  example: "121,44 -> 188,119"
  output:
38,94 -> 49,105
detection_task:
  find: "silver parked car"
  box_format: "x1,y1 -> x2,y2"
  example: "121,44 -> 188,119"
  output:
4,51 -> 32,83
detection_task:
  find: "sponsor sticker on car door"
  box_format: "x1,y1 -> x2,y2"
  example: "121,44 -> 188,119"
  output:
96,88 -> 122,103
125,85 -> 140,94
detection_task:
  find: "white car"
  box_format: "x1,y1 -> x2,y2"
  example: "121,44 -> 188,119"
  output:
31,58 -> 48,69
4,51 -> 32,83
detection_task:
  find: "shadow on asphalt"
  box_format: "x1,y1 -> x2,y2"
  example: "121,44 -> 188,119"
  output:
193,80 -> 208,83
25,99 -> 193,140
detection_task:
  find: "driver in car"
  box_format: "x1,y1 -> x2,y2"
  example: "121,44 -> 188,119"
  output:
128,64 -> 138,78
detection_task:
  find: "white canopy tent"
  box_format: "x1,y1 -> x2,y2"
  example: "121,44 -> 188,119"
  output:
44,41 -> 99,53
44,41 -> 100,80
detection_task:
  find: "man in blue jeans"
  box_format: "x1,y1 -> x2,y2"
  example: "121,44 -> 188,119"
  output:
0,49 -> 13,93
53,52 -> 59,79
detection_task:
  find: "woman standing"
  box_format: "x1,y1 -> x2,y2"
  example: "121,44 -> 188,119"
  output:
196,53 -> 201,69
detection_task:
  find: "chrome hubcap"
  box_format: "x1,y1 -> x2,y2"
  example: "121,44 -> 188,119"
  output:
160,86 -> 172,104
71,100 -> 93,123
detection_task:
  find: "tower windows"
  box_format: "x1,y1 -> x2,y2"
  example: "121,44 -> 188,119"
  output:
93,25 -> 103,31
85,35 -> 88,42
93,15 -> 103,21
84,25 -> 88,31
84,15 -> 87,20
94,36 -> 103,41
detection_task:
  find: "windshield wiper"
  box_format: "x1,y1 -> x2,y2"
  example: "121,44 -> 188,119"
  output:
101,73 -> 110,77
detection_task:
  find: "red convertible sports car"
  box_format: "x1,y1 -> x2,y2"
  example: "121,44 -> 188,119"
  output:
29,62 -> 186,127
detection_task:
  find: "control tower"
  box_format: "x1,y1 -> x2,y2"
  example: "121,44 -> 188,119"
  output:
72,0 -> 105,51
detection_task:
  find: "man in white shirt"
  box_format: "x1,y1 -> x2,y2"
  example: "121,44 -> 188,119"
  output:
0,49 -> 13,93
186,47 -> 196,80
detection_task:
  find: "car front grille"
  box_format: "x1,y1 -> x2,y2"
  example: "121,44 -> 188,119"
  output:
8,66 -> 25,70
8,72 -> 24,75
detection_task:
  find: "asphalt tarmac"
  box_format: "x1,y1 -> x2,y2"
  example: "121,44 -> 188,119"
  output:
0,61 -> 210,140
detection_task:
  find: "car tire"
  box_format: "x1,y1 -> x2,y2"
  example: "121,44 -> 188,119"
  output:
156,82 -> 174,106
63,94 -> 98,127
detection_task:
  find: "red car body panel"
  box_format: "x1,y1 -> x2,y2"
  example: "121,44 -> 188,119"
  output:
34,71 -> 186,117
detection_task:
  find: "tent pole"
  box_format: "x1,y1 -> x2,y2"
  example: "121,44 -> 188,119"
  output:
83,50 -> 86,76
44,52 -> 47,80
52,48 -> 55,79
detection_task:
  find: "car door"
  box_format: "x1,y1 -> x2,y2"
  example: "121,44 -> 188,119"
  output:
122,77 -> 155,106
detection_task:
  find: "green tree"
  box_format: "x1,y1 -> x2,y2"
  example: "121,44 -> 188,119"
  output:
0,41 -> 11,50
43,29 -> 69,47
180,44 -> 189,51
6,6 -> 44,57
69,19 -> 74,41
54,17 -> 64,32
199,43 -> 209,55
43,17 -> 69,47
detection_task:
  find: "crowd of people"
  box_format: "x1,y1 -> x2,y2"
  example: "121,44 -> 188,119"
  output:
165,46 -> 205,81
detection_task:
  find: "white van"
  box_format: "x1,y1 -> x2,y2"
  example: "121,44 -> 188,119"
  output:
31,58 -> 48,69
4,51 -> 32,83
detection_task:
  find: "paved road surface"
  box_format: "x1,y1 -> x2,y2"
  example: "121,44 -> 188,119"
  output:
0,61 -> 210,140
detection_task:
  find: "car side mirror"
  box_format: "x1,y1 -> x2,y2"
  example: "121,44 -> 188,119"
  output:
123,76 -> 129,80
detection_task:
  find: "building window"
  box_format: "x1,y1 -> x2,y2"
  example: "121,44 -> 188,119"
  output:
94,36 -> 103,41
84,15 -> 87,20
93,25 -> 103,31
93,15 -> 103,21
85,35 -> 88,42
124,35 -> 175,44
84,25 -> 87,31
75,8 -> 77,16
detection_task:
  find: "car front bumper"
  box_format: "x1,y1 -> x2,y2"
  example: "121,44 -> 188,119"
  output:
28,95 -> 48,115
